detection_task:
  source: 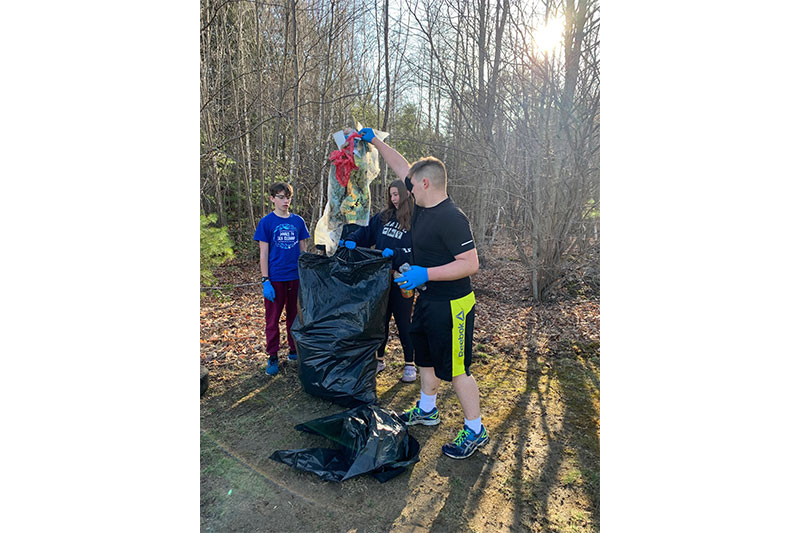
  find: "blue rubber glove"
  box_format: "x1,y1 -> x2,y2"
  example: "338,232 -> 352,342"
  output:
394,265 -> 428,290
344,240 -> 356,250
358,127 -> 375,143
262,280 -> 275,302
382,248 -> 394,258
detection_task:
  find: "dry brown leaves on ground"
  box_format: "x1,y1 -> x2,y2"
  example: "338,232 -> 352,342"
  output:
201,239 -> 599,374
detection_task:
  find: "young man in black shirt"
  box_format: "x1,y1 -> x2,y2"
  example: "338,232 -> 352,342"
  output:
358,127 -> 489,460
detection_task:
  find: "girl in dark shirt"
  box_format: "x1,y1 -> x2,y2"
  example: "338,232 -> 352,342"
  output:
346,180 -> 416,382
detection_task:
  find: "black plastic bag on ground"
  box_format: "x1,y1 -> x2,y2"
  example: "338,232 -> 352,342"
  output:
270,404 -> 420,482
291,247 -> 391,407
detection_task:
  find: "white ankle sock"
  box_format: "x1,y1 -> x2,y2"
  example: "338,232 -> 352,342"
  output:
465,416 -> 482,434
419,391 -> 437,413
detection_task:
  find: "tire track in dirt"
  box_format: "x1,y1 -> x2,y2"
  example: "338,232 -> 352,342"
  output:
201,428 -> 345,517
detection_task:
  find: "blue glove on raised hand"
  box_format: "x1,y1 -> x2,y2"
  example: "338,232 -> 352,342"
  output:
358,127 -> 375,143
394,265 -> 428,290
344,240 -> 356,250
382,248 -> 394,258
262,280 -> 275,302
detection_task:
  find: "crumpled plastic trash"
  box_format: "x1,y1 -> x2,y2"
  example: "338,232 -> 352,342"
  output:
314,124 -> 389,256
270,404 -> 420,482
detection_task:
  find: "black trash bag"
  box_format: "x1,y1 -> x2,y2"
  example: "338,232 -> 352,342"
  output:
291,247 -> 391,407
270,404 -> 420,482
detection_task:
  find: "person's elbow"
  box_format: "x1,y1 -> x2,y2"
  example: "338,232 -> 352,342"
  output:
458,250 -> 479,277
467,254 -> 479,276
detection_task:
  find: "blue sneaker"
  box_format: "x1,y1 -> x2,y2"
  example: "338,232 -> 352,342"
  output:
288,352 -> 298,361
398,401 -> 440,426
265,358 -> 279,376
442,425 -> 489,459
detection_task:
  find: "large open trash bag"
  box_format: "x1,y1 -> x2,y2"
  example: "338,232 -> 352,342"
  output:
270,404 -> 420,482
291,246 -> 391,407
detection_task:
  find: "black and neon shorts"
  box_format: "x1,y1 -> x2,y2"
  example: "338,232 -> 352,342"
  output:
410,292 -> 476,381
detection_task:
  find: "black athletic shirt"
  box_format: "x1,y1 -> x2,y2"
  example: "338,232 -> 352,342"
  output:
410,197 -> 476,300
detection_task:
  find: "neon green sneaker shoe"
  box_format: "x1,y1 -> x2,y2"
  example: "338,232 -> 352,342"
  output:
398,401 -> 440,426
442,425 -> 489,459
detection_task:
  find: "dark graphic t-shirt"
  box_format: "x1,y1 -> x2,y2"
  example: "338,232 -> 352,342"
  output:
350,211 -> 412,270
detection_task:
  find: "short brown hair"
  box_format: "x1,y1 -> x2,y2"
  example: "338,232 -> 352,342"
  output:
269,182 -> 293,197
408,157 -> 447,189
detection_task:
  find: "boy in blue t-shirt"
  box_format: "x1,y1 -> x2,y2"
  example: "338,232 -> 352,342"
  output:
253,182 -> 310,376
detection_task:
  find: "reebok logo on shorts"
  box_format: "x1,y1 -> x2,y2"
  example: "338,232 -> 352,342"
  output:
456,310 -> 465,359
450,293 -> 475,377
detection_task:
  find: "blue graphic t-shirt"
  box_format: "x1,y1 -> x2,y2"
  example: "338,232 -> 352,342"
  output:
253,212 -> 310,281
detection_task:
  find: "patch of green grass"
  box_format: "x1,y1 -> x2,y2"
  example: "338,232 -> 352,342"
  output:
473,350 -> 490,362
204,289 -> 231,302
561,468 -> 582,487
583,468 -> 600,493
553,340 -> 600,360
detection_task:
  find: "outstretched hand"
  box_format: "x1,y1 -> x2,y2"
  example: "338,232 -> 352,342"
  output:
358,127 -> 375,143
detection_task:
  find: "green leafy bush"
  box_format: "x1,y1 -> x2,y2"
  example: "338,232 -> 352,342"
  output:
201,214 -> 234,286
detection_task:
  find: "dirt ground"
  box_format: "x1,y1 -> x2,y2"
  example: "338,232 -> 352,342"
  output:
201,241 -> 599,532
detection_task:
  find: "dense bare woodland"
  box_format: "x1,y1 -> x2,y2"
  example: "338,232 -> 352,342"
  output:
200,0 -> 599,300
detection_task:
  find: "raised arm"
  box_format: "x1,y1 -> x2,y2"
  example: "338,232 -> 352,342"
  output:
358,128 -> 410,180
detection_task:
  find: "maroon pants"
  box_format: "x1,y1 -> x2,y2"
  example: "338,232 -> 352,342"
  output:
264,279 -> 299,356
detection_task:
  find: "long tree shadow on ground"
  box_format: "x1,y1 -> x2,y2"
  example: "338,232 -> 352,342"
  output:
424,304 -> 599,532
515,307 -> 600,531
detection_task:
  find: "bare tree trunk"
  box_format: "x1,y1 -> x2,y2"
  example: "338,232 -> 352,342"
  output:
382,0 -> 390,131
561,0 -> 588,131
288,0 -> 300,183
256,0 -> 266,217
316,0 -> 336,220
200,0 -> 226,226
270,0 -> 291,187
238,6 -> 257,231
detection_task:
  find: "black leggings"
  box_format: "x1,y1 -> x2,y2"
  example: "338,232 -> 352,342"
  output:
377,284 -> 414,364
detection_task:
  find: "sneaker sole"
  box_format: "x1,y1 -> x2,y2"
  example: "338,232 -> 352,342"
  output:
405,417 -> 440,426
443,436 -> 490,459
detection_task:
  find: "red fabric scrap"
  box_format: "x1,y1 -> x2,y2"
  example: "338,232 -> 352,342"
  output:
329,131 -> 361,188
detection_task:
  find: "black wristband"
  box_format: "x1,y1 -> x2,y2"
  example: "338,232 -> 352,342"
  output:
261,276 -> 269,283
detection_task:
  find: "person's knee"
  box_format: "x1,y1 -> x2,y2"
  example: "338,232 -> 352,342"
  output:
452,372 -> 475,388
